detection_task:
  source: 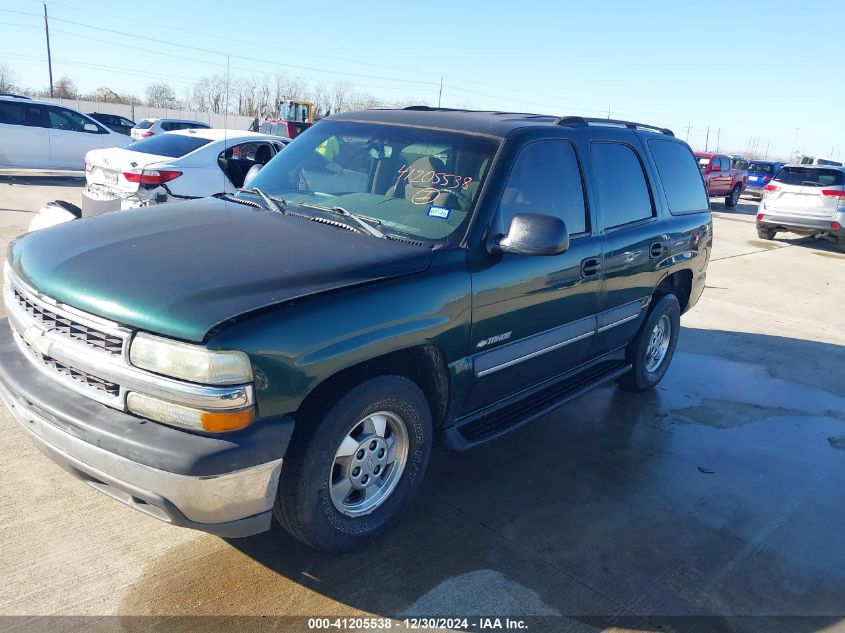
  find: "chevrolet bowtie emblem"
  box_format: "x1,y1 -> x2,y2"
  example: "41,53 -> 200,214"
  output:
22,326 -> 52,357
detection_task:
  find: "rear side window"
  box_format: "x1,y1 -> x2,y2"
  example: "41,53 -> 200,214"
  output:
719,157 -> 731,171
125,134 -> 211,158
498,140 -> 588,235
591,142 -> 654,229
135,120 -> 154,129
747,162 -> 774,174
648,140 -> 708,215
0,102 -> 24,125
774,167 -> 845,188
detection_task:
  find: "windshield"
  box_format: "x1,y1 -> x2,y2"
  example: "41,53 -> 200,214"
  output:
135,119 -> 155,129
244,120 -> 499,242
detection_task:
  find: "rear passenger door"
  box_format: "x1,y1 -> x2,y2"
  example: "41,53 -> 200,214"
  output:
0,101 -> 51,168
467,138 -> 603,412
588,138 -> 667,357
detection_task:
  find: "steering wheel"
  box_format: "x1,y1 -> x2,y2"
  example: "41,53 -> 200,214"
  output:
437,187 -> 474,211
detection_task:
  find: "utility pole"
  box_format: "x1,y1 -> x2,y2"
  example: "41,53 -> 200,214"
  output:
716,128 -> 720,152
43,3 -> 53,98
685,123 -> 691,143
764,139 -> 770,159
437,77 -> 443,108
607,105 -> 611,119
705,126 -> 710,152
792,127 -> 800,158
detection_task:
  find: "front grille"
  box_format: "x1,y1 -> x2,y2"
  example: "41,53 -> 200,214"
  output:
42,354 -> 120,397
12,286 -> 124,355
18,335 -> 120,399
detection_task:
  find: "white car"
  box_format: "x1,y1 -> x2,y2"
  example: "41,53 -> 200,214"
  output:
80,129 -> 289,216
0,95 -> 128,170
130,118 -> 210,140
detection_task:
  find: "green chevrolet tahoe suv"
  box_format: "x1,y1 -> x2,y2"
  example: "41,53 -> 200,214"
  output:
0,108 -> 711,552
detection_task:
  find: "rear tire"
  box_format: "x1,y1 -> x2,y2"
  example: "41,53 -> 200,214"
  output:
725,184 -> 741,208
273,375 -> 432,553
757,225 -> 777,240
619,294 -> 680,393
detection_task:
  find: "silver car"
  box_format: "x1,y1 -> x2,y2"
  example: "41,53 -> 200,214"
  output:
756,164 -> 845,251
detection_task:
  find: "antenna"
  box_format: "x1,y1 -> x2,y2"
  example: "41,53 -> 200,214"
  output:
224,55 -> 230,196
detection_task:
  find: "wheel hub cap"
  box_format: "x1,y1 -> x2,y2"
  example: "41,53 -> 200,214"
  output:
645,314 -> 671,373
329,411 -> 409,517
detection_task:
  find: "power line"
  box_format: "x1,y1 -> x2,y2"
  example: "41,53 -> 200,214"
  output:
0,9 -> 440,88
27,0 -> 446,81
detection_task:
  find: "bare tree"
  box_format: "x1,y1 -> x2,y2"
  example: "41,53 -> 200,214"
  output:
145,82 -> 178,108
191,75 -> 228,113
331,80 -> 352,114
84,86 -> 138,104
0,63 -> 17,93
54,76 -> 79,99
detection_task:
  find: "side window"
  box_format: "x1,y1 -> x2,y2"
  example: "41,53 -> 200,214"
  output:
47,107 -> 87,132
591,142 -> 654,229
160,121 -> 173,131
0,102 -> 24,125
647,140 -> 708,215
720,157 -> 731,171
498,140 -> 588,235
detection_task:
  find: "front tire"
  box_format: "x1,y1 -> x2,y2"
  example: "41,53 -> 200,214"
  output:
725,184 -> 741,208
274,375 -> 432,552
619,294 -> 681,393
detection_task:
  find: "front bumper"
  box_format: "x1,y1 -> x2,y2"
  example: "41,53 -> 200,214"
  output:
0,319 -> 294,537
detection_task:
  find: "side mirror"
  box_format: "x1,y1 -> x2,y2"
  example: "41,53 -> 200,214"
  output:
710,162 -> 721,172
492,213 -> 569,256
83,123 -> 99,133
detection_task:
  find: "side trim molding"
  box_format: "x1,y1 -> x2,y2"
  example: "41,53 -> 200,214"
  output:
473,297 -> 648,377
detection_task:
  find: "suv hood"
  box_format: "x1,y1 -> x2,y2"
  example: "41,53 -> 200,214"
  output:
9,198 -> 432,342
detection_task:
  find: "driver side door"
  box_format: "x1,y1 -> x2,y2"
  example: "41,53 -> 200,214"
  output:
466,139 -> 603,412
45,106 -> 104,170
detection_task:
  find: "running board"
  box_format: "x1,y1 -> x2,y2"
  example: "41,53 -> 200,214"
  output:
445,360 -> 632,450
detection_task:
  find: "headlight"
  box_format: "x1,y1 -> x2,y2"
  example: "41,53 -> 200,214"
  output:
129,332 -> 253,385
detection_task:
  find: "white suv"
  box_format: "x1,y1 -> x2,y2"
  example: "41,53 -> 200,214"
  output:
0,95 -> 128,170
130,118 -> 210,140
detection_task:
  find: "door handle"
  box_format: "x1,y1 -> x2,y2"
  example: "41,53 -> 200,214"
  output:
580,257 -> 601,278
649,242 -> 665,259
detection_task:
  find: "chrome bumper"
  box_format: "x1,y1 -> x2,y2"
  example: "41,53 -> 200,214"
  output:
0,371 -> 282,538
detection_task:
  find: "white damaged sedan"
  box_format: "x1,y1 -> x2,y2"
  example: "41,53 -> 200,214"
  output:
82,128 -> 289,215
28,129 -> 289,231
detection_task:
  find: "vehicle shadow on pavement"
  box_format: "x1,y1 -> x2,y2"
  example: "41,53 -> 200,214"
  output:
119,329 -> 845,633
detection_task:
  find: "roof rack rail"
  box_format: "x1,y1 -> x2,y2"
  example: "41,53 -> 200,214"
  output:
0,93 -> 31,100
556,116 -> 674,137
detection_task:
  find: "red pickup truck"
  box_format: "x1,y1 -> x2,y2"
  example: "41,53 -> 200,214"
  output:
695,152 -> 747,208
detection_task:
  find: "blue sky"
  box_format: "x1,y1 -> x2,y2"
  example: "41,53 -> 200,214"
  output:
1,0 -> 843,159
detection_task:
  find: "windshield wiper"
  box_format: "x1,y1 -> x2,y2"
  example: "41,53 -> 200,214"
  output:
296,203 -> 384,238
238,187 -> 287,214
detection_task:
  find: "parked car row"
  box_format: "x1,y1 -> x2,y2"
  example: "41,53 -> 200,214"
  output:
0,94 -> 216,170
